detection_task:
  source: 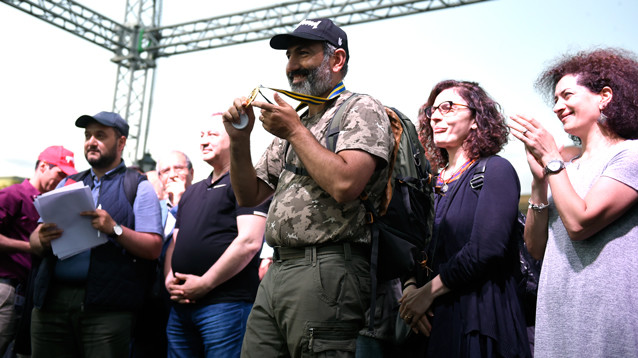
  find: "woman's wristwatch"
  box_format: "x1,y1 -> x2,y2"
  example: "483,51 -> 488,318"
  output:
544,159 -> 565,175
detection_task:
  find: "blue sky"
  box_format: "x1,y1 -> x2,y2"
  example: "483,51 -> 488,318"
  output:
1,0 -> 637,193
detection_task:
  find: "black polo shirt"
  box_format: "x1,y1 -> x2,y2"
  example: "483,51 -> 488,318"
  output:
172,171 -> 270,304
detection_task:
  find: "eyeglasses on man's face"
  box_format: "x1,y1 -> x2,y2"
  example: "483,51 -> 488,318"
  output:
424,101 -> 474,119
158,165 -> 190,176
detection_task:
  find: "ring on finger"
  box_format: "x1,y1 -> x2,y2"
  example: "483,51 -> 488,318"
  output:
523,129 -> 529,135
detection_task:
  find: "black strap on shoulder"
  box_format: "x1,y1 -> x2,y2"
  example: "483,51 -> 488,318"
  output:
325,93 -> 360,152
470,157 -> 490,190
123,168 -> 145,206
283,162 -> 309,176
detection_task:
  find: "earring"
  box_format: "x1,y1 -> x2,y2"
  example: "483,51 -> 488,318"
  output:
598,110 -> 608,125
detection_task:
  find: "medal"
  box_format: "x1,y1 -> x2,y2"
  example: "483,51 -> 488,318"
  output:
242,87 -> 260,107
235,86 -> 271,130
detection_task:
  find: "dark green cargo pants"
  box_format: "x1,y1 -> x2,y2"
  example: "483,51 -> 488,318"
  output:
241,243 -> 371,358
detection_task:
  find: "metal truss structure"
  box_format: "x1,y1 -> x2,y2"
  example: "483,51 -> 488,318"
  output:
1,0 -> 492,165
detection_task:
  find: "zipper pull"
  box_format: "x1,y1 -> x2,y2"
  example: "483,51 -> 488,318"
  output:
308,327 -> 314,351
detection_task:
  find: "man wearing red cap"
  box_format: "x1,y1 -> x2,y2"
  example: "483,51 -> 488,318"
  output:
0,145 -> 77,356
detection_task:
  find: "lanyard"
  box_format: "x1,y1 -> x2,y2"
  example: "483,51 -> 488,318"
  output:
245,82 -> 346,110
264,81 -> 345,106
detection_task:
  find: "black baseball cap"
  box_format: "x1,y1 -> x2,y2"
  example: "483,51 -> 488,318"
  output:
75,111 -> 129,138
270,18 -> 349,62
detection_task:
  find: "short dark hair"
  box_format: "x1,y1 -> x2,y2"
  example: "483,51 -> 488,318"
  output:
34,160 -> 56,171
418,80 -> 509,170
536,47 -> 638,139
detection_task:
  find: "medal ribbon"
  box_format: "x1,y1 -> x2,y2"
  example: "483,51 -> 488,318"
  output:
265,81 -> 345,105
436,159 -> 476,192
258,82 -> 345,111
243,82 -> 345,112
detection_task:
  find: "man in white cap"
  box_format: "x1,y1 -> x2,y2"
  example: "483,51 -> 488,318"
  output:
29,111 -> 163,358
224,18 -> 394,357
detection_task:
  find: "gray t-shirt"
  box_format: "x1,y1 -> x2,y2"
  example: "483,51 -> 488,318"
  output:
535,139 -> 638,357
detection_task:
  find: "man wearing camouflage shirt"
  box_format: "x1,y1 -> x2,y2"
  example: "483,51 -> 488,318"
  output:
223,18 -> 393,357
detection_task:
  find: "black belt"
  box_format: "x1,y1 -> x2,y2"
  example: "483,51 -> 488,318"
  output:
0,277 -> 21,287
273,242 -> 370,262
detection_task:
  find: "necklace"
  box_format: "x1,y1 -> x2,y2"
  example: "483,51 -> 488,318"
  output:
436,159 -> 476,194
569,154 -> 581,170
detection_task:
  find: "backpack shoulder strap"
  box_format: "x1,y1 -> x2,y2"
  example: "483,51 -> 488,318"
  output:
123,168 -> 146,206
325,93 -> 360,152
470,157 -> 490,190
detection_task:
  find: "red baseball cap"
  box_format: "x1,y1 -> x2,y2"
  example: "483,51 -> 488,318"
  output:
38,146 -> 78,175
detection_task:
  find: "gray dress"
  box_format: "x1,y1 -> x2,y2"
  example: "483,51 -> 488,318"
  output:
535,140 -> 638,357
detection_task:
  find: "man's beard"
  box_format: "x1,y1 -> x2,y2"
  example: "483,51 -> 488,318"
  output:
85,144 -> 118,170
287,55 -> 334,97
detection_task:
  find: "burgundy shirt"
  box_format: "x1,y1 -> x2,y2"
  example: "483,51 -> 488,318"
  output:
0,179 -> 40,282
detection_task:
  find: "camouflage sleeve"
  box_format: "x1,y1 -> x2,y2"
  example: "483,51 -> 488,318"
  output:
334,94 -> 393,165
255,137 -> 286,190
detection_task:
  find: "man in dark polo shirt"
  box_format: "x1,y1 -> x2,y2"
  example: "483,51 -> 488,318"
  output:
164,114 -> 270,357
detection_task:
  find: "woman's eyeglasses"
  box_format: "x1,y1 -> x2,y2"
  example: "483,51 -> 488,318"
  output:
424,101 -> 474,119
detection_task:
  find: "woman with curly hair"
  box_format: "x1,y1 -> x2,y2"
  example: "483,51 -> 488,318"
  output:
510,48 -> 638,357
400,80 -> 531,357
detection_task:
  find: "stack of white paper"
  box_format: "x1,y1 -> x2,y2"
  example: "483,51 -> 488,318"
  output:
33,181 -> 107,259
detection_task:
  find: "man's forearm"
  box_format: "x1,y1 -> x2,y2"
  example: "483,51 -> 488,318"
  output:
116,227 -> 162,260
0,233 -> 31,253
287,129 -> 377,203
201,215 -> 266,290
164,231 -> 176,278
201,235 -> 262,291
229,138 -> 272,207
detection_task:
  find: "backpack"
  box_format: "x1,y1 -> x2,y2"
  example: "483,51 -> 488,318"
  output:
324,94 -> 435,331
471,157 -> 542,326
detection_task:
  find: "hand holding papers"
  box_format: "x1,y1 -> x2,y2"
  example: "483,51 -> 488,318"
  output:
33,182 -> 107,259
